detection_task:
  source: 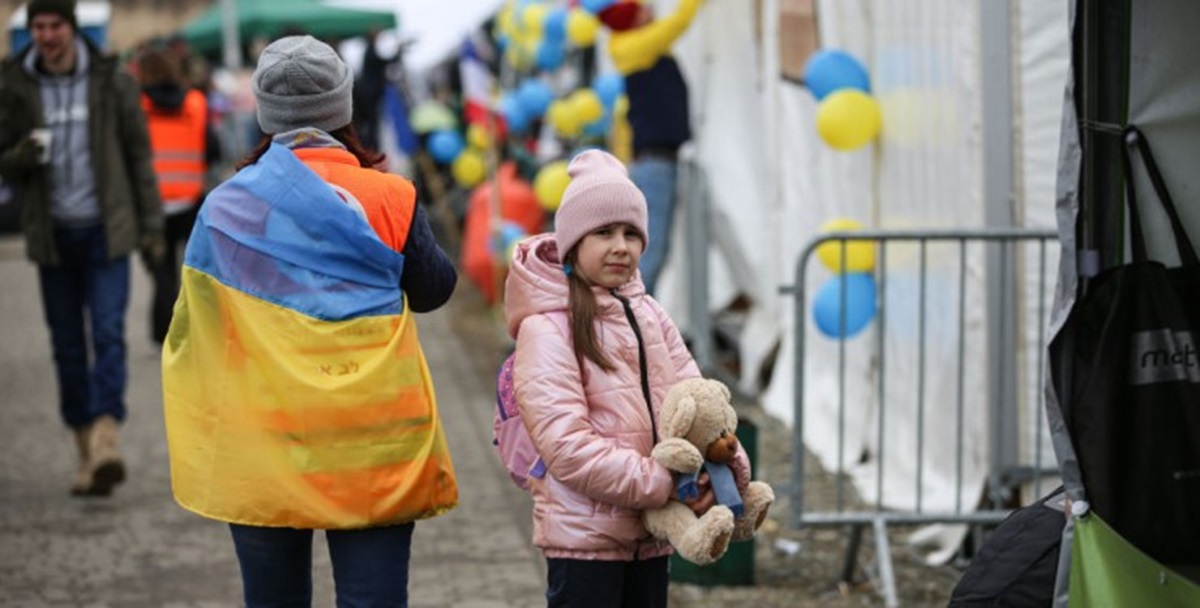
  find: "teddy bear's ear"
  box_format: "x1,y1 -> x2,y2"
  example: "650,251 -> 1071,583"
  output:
661,395 -> 696,438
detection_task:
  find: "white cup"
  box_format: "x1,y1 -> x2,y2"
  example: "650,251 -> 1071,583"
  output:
29,128 -> 52,164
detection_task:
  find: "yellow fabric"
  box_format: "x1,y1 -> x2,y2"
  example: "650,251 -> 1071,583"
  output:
607,0 -> 703,75
162,268 -> 458,529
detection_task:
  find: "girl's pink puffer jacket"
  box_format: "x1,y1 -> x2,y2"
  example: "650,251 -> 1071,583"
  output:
504,233 -> 701,560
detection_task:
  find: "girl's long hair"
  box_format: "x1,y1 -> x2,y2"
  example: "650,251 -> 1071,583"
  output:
564,249 -> 616,372
235,123 -> 385,170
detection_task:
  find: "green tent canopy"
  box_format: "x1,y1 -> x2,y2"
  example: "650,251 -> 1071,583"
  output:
180,0 -> 396,55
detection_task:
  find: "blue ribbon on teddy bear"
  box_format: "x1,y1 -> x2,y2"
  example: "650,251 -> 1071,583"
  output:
676,461 -> 744,518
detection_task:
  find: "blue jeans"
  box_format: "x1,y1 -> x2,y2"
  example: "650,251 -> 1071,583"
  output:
37,225 -> 130,429
629,157 -> 679,296
229,522 -> 415,608
545,555 -> 669,608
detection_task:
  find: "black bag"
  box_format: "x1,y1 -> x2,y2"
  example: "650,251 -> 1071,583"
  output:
1049,126 -> 1200,565
948,488 -> 1067,608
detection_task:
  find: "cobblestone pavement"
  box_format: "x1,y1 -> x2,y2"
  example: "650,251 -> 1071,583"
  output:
0,233 -> 963,607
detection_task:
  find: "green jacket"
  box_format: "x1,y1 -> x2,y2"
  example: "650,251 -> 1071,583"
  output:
0,37 -> 162,266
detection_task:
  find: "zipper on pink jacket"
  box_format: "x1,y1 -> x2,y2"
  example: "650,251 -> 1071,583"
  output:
613,290 -> 658,443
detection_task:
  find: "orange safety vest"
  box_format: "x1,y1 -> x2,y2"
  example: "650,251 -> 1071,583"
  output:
142,89 -> 207,212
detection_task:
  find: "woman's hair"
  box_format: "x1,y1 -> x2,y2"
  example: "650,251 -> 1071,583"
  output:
136,47 -> 183,88
235,123 -> 385,170
564,248 -> 616,372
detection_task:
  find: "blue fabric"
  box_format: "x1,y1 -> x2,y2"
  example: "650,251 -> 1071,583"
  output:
546,555 -> 668,608
624,56 -> 691,152
38,225 -> 130,428
185,143 -> 406,321
630,157 -> 678,295
675,470 -> 700,501
704,461 -> 745,519
384,85 -> 419,155
229,522 -> 414,608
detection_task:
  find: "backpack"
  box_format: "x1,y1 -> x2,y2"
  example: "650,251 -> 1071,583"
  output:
493,352 -> 547,490
494,313 -> 580,490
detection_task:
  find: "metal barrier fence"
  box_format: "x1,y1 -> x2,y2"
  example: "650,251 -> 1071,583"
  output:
781,228 -> 1060,607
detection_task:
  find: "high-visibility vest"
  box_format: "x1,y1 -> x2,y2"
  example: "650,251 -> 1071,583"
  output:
142,89 -> 207,212
163,143 -> 458,529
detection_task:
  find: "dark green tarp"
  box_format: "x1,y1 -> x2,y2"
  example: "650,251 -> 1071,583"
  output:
180,0 -> 396,54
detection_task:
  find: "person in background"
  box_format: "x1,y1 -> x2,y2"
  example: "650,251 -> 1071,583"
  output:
504,150 -> 731,607
0,0 -> 164,497
137,47 -> 219,345
600,0 -> 703,296
162,35 -> 458,607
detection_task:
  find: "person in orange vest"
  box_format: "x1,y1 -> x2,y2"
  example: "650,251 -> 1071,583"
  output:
136,47 -> 219,344
162,35 -> 458,606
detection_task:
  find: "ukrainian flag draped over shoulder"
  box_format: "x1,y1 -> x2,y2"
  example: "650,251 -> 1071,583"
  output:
162,143 -> 457,529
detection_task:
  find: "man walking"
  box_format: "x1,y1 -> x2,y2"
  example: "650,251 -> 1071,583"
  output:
0,0 -> 164,497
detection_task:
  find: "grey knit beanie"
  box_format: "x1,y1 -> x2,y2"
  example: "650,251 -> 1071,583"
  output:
554,150 -> 648,258
251,35 -> 353,134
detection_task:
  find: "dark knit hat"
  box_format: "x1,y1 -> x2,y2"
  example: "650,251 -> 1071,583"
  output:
251,35 -> 354,134
554,150 -> 648,257
27,0 -> 77,30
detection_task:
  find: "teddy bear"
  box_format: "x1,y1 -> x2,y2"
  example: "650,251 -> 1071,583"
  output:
642,377 -> 776,565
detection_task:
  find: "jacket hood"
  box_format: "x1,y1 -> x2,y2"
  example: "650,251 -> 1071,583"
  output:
504,233 -> 646,339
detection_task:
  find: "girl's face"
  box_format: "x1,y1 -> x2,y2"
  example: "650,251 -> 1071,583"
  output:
573,223 -> 644,289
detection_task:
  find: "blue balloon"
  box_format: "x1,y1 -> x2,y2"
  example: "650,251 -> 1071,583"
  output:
580,0 -> 617,14
536,39 -> 566,71
518,79 -> 555,117
582,114 -> 612,138
544,7 -> 568,40
803,49 -> 871,101
493,221 -> 527,252
812,273 -> 876,338
427,129 -> 464,164
498,95 -> 531,133
592,73 -> 625,107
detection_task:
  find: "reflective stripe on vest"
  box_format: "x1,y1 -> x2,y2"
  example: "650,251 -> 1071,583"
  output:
143,90 -> 207,205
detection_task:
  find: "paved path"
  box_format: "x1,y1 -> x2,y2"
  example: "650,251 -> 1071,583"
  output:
0,234 -> 545,607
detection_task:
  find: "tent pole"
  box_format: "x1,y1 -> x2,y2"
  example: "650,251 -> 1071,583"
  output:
219,0 -> 242,70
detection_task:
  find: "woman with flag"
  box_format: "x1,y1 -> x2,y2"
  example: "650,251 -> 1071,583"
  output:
161,35 -> 458,607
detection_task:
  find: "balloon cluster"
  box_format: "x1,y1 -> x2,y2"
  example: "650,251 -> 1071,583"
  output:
811,218 -> 878,339
803,49 -> 881,151
495,0 -> 602,72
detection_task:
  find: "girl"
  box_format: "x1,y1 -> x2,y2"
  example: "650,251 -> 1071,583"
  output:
504,150 -> 742,607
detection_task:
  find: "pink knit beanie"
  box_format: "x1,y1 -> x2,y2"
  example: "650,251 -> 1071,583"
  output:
553,150 -> 648,258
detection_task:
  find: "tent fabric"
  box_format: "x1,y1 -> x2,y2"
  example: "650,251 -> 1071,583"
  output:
670,0 -> 1068,519
180,0 -> 397,56
1068,514 -> 1200,607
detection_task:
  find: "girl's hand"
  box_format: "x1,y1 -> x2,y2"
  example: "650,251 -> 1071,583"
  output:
681,472 -> 716,515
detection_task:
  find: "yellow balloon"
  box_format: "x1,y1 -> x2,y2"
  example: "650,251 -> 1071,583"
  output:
566,9 -> 600,47
548,99 -> 582,137
505,43 -> 534,71
497,4 -> 517,36
614,94 -> 630,119
816,90 -> 882,151
533,160 -> 571,211
452,151 -> 487,187
522,4 -> 547,36
569,89 -> 605,125
466,124 -> 491,150
815,218 -> 876,273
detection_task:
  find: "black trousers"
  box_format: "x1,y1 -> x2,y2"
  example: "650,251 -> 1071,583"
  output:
546,555 -> 669,608
151,206 -> 199,344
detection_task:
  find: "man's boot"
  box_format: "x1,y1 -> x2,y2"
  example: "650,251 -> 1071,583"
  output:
82,415 -> 126,496
70,427 -> 93,495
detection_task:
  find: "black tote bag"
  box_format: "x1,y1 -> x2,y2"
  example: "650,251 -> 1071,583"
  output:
1050,126 -> 1200,565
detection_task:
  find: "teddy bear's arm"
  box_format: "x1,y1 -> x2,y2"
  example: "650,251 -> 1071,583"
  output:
652,438 -> 705,473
